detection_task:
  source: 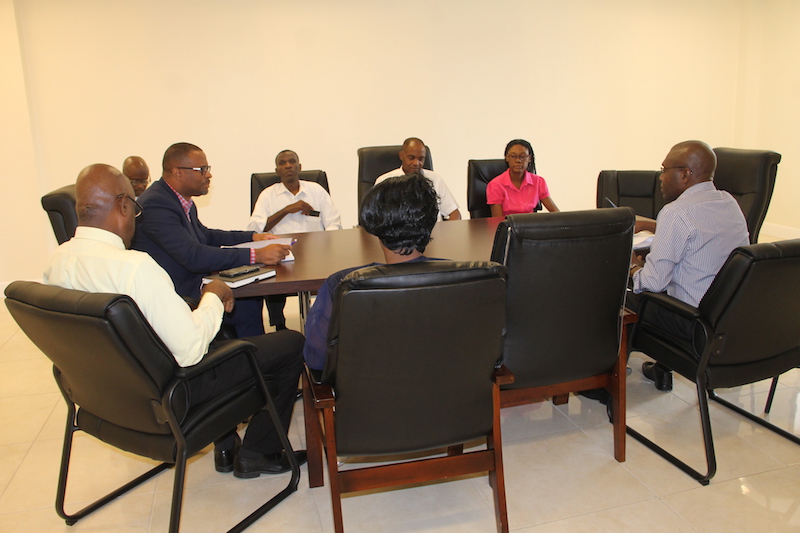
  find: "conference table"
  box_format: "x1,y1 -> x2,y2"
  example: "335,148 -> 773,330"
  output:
234,216 -> 505,297
233,217 -> 505,327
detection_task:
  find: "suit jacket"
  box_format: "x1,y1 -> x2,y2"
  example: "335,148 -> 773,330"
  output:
132,178 -> 255,300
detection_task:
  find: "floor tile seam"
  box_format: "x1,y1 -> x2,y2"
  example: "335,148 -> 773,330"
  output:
500,424 -> 587,445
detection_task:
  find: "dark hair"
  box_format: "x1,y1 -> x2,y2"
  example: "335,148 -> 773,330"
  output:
504,139 -> 535,172
359,173 -> 439,255
162,142 -> 202,172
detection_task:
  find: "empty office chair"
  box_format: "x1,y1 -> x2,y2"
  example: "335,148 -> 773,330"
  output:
302,261 -> 510,533
250,170 -> 330,213
4,281 -> 299,532
628,239 -> 800,485
595,170 -> 664,219
491,208 -> 634,461
356,145 -> 433,207
467,156 -> 540,218
713,147 -> 780,243
41,184 -> 78,244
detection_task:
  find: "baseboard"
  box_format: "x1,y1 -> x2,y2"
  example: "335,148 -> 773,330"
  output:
760,222 -> 800,241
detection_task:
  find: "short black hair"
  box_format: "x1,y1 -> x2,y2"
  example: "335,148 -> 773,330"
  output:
359,173 -> 439,255
504,139 -> 535,172
162,142 -> 202,172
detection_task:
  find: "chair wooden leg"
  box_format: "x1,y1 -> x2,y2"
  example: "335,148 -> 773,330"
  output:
490,383 -> 509,533
611,319 -> 628,462
302,371 -> 325,488
322,407 -> 345,533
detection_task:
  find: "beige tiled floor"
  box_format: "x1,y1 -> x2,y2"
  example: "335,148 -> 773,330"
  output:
2,295 -> 800,532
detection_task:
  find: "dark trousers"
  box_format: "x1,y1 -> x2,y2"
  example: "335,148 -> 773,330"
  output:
187,330 -> 305,454
266,294 -> 287,327
224,297 -> 266,338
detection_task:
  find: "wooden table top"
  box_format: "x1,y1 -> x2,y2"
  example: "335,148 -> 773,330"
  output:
234,217 -> 505,297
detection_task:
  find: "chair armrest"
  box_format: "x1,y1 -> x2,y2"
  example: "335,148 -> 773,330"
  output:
174,339 -> 257,380
303,364 -> 335,409
639,291 -> 701,321
494,364 -> 515,386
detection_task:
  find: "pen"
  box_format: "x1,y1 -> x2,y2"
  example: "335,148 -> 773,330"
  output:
290,239 -> 297,246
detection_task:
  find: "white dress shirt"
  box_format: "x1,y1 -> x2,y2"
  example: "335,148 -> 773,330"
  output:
375,168 -> 460,220
247,181 -> 342,234
44,226 -> 224,367
632,181 -> 750,307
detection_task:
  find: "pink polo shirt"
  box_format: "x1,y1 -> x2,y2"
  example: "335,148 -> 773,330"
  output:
486,170 -> 550,216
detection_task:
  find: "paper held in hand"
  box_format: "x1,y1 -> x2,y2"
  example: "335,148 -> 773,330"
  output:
633,231 -> 654,250
222,237 -> 295,261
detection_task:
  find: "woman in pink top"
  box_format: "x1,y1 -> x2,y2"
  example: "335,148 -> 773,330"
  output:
486,139 -> 559,217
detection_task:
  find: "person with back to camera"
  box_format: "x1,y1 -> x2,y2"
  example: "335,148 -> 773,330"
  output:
303,173 -> 443,370
486,139 -> 559,217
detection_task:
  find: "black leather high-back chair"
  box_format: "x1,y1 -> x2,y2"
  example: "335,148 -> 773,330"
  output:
4,281 -> 299,532
41,184 -> 78,244
356,145 -> 433,207
467,156 -> 539,218
250,170 -> 330,213
713,147 -> 780,243
491,208 -> 635,461
595,170 -> 664,219
628,239 -> 800,485
302,261 -> 511,533
596,148 -> 781,243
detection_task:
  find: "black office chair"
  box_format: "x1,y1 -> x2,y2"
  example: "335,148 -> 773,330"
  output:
41,184 -> 78,244
250,170 -> 330,214
596,148 -> 781,243
302,261 -> 511,533
713,147 -> 780,244
595,170 -> 664,219
491,208 -> 635,461
4,281 -> 299,533
467,157 -> 540,218
628,239 -> 800,485
356,145 -> 433,207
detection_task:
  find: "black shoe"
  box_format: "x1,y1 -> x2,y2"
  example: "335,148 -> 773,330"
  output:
578,388 -> 611,405
642,361 -> 673,391
214,433 -> 241,473
234,450 -> 307,479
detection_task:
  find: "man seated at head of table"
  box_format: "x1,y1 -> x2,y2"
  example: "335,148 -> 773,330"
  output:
303,173 -> 444,370
44,163 -> 306,478
247,149 -> 343,331
132,142 -> 291,338
374,137 -> 461,221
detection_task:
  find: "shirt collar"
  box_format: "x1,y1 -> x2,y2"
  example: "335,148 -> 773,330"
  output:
73,226 -> 126,250
165,179 -> 193,221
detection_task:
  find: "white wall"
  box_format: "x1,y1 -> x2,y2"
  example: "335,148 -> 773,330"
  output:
2,0 -> 798,284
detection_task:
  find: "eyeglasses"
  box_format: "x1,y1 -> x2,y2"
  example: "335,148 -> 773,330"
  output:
129,177 -> 150,186
506,153 -> 530,161
177,166 -> 211,176
660,166 -> 688,174
117,194 -> 143,217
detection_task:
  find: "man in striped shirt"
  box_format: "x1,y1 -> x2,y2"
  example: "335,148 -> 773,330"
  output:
629,140 -> 749,390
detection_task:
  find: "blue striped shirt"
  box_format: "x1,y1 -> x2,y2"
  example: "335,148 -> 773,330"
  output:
632,181 -> 749,307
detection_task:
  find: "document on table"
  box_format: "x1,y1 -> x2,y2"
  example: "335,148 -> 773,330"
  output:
633,231 -> 654,250
222,238 -> 295,261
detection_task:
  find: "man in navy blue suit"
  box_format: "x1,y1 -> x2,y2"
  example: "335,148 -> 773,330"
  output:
133,142 -> 290,337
